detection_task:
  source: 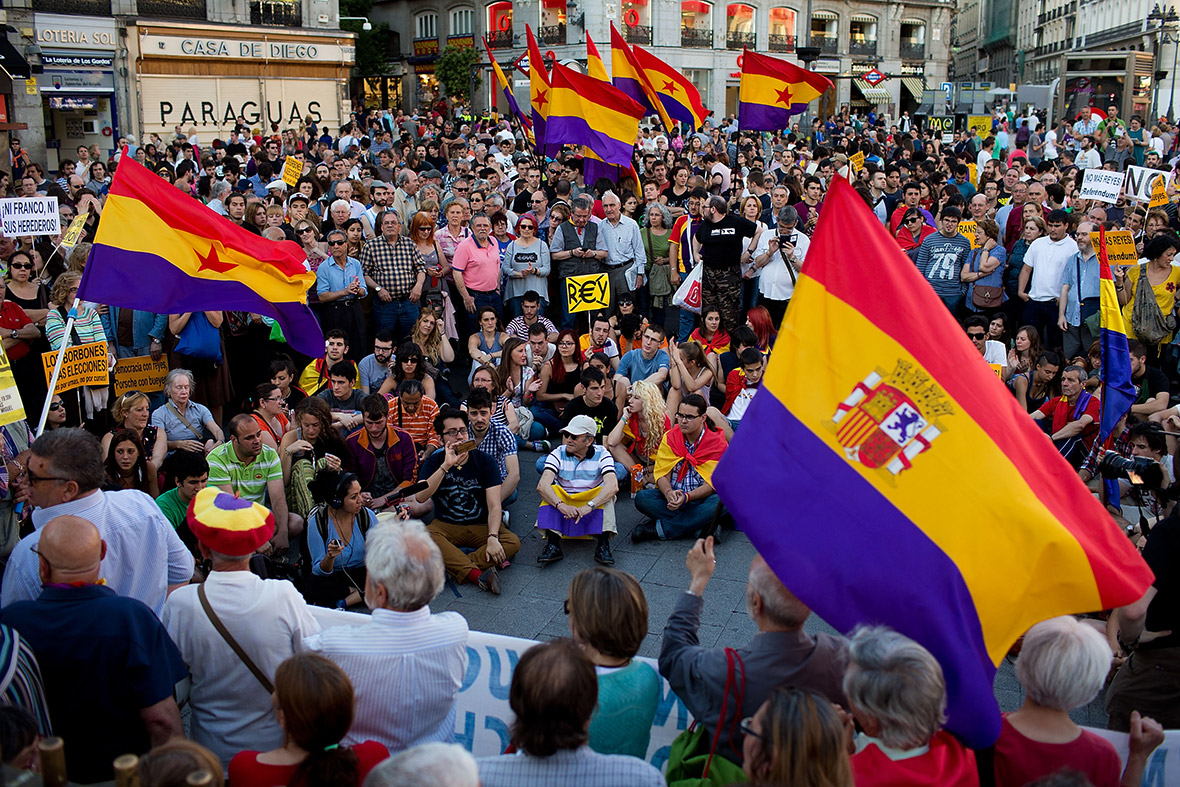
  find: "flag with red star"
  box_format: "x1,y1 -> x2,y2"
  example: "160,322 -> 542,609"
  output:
79,154 -> 323,356
526,25 -> 552,151
738,48 -> 832,131
630,42 -> 709,131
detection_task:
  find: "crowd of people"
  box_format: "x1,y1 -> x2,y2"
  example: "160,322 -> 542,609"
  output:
0,95 -> 1173,785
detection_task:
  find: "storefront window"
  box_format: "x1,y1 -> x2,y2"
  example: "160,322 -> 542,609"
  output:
1063,75 -> 1123,120
681,1 -> 713,48
487,1 -> 513,47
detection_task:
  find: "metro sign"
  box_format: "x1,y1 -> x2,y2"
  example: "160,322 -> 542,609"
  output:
863,68 -> 887,86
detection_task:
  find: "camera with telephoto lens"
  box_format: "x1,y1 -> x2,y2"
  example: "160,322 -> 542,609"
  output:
1097,451 -> 1165,489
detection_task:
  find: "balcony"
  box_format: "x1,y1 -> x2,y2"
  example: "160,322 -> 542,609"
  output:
727,30 -> 755,49
539,23 -> 566,45
810,34 -> 838,53
768,33 -> 796,52
849,38 -> 877,57
251,0 -> 302,26
487,29 -> 514,48
623,24 -> 652,45
682,27 -> 714,47
37,0 -> 111,14
139,0 -> 205,17
899,41 -> 925,59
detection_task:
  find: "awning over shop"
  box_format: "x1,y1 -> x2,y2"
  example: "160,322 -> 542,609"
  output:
853,78 -> 890,104
0,33 -> 32,79
901,77 -> 924,99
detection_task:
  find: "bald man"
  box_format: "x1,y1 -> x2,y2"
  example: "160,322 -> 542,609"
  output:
0,516 -> 187,783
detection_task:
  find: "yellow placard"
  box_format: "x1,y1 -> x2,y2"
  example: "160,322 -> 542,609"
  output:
41,341 -> 109,394
989,363 -> 1004,379
848,151 -> 865,172
112,354 -> 170,397
967,115 -> 993,139
1149,175 -> 1169,208
281,156 -> 303,187
60,214 -> 88,250
958,219 -> 981,249
566,273 -> 611,314
1090,230 -> 1139,266
24,78 -> 36,96
967,163 -> 978,187
0,344 -> 26,428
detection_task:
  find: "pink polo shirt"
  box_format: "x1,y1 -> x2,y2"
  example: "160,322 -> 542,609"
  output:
452,235 -> 501,292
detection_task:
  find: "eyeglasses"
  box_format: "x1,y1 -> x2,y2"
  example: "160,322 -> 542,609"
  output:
519,224 -> 536,231
967,332 -> 987,340
402,357 -> 421,364
26,470 -> 68,484
328,240 -> 346,246
48,402 -> 64,412
531,199 -> 545,204
441,428 -> 467,438
740,717 -> 767,742
297,227 -> 315,234
9,263 -> 31,270
676,412 -> 703,421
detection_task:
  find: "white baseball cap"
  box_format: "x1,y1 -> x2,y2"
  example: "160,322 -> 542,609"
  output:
561,415 -> 598,437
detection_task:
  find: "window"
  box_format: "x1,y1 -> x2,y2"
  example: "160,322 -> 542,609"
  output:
416,12 -> 438,39
450,7 -> 474,35
769,7 -> 796,36
681,0 -> 713,47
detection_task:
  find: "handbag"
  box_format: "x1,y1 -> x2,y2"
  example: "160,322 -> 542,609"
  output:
174,312 -> 223,362
1131,262 -> 1177,344
198,583 -> 274,694
673,263 -> 704,315
665,648 -> 748,787
971,248 -> 1004,310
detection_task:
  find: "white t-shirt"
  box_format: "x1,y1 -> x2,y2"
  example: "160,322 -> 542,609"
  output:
754,228 -> 810,301
983,340 -> 1008,373
1044,129 -> 1059,159
1023,235 -> 1077,302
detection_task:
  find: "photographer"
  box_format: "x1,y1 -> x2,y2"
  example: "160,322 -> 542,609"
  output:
1117,422 -> 1174,534
750,205 -> 810,327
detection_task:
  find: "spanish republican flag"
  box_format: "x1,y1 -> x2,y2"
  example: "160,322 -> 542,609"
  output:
483,35 -> 534,145
711,177 -> 1152,748
80,155 -> 323,356
738,48 -> 832,131
630,42 -> 709,131
525,25 -> 551,149
545,61 -> 645,167
608,23 -> 675,133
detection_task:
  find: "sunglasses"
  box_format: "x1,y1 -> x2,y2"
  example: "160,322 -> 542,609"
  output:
297,227 -> 315,234
519,224 -> 536,231
48,402 -> 64,411
967,332 -> 986,340
9,263 -> 31,270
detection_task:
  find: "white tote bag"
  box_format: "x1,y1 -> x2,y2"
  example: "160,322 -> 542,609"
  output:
672,263 -> 703,314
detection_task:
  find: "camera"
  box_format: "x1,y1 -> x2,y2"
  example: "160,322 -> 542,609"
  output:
1098,451 -> 1165,489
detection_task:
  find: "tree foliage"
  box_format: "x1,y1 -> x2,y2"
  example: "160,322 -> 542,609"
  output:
339,0 -> 396,76
436,44 -> 482,102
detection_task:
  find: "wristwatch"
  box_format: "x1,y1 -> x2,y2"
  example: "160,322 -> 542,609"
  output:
9,330 -> 16,339
374,284 -> 383,292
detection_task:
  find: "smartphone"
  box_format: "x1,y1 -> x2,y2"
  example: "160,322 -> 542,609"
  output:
453,439 -> 476,454
328,539 -> 341,549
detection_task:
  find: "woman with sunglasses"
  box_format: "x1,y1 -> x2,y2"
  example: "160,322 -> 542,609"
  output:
388,341 -> 437,401
4,250 -> 48,334
410,211 -> 449,315
501,212 -> 551,319
103,391 -> 167,469
316,229 -> 366,353
0,261 -> 47,422
248,382 -> 291,453
43,394 -> 67,430
895,207 -> 935,255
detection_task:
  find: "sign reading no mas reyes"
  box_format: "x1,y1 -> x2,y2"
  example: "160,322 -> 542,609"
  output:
0,197 -> 61,237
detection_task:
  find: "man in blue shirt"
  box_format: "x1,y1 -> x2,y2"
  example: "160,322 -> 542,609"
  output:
615,324 -> 671,390
0,515 -> 186,783
914,207 -> 971,314
1057,219 -> 1101,360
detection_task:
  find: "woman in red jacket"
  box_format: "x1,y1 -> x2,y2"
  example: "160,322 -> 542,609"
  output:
895,208 -> 937,255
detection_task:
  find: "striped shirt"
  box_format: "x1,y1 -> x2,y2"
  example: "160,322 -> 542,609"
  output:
544,445 -> 615,494
305,607 -> 468,752
207,443 -> 282,504
505,315 -> 557,342
477,746 -> 665,787
0,624 -> 52,734
386,394 -> 441,453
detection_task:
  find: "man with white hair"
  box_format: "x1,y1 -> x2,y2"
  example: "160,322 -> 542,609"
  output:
207,179 -> 232,216
391,169 -> 420,226
364,743 -> 479,787
305,520 -> 468,753
600,190 -> 646,310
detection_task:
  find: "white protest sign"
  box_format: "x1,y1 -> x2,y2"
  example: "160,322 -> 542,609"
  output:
1086,726 -> 1180,784
1125,165 -> 1175,203
0,197 -> 60,237
1080,170 -> 1126,205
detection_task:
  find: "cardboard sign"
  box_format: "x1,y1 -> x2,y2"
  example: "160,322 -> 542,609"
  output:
1079,170 -> 1126,205
566,273 -> 610,314
1125,165 -> 1174,202
958,219 -> 981,249
281,156 -> 303,187
41,341 -> 110,393
0,197 -> 60,237
1149,174 -> 1170,208
989,363 -> 1003,379
112,354 -> 170,397
848,151 -> 865,172
0,344 -> 26,428
967,115 -> 993,138
1090,230 -> 1139,266
967,163 -> 977,187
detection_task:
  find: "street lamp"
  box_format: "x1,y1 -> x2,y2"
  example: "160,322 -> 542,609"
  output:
1147,4 -> 1179,122
340,16 -> 374,30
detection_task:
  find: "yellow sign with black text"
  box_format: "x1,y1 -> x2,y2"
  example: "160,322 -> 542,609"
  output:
958,219 -> 981,249
112,354 -> 170,397
0,345 -> 26,428
1090,230 -> 1139,266
281,156 -> 303,187
566,273 -> 611,314
41,341 -> 110,394
967,115 -> 993,139
1150,175 -> 1170,208
848,151 -> 865,172
60,214 -> 88,250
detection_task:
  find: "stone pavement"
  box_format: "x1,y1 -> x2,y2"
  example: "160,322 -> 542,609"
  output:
427,446 -> 1110,727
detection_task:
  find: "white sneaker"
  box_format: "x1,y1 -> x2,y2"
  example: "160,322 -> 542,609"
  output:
502,510 -> 511,526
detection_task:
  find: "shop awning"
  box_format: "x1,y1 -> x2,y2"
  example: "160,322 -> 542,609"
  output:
850,13 -> 877,22
854,78 -> 891,104
0,34 -> 31,80
901,77 -> 924,99
811,10 -> 837,19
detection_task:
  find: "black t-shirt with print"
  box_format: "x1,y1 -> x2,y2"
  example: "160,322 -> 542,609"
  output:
695,214 -> 758,270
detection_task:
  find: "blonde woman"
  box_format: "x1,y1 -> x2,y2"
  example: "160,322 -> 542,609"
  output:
606,379 -> 670,487
407,307 -> 454,376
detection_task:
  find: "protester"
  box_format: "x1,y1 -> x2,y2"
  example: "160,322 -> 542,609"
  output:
363,743 -> 478,787
742,686 -> 853,786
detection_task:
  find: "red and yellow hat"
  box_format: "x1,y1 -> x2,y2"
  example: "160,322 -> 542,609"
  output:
186,487 -> 275,555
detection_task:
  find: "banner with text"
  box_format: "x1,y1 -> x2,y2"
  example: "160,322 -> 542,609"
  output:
0,345 -> 26,428
1080,170 -> 1127,205
1125,166 -> 1174,202
112,354 -> 170,397
1090,230 -> 1140,266
41,341 -> 110,393
566,273 -> 611,314
0,197 -> 61,237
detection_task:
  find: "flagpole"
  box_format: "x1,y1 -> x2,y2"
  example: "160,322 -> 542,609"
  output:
35,297 -> 80,438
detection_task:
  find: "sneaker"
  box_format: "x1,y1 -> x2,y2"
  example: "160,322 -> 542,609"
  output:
477,566 -> 502,595
630,520 -> 660,544
537,542 -> 564,564
594,540 -> 615,566
529,439 -> 552,452
502,510 -> 511,526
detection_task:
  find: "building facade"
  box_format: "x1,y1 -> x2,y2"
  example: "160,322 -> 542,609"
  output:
370,0 -> 953,123
3,0 -> 353,170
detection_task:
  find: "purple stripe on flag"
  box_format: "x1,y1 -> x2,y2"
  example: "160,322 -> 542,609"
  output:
738,102 -> 790,132
1099,327 -> 1135,440
612,76 -> 653,110
536,505 -> 604,536
544,115 -> 634,167
712,387 -> 1001,748
657,94 -> 699,127
83,245 -> 324,357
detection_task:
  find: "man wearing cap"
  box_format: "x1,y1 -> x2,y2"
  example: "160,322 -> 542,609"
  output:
163,488 -> 321,768
1,429 -> 193,616
535,414 -> 620,566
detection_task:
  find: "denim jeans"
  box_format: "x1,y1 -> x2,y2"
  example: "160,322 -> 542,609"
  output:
470,290 -> 503,321
372,298 -> 420,342
530,404 -> 564,437
634,489 -> 723,539
677,308 -> 696,342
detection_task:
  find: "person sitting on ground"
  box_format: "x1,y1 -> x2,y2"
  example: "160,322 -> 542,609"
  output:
741,686 -> 854,787
565,567 -> 660,758
279,396 -> 351,522
709,347 -> 766,440
153,368 -> 225,455
103,390 -> 167,470
137,739 -> 225,787
248,383 -> 290,452
633,394 -> 727,543
208,414 -> 300,555
615,324 -> 671,390
306,519 -> 469,753
299,329 -> 358,397
466,389 -> 521,506
606,379 -> 671,490
388,379 -> 441,462
156,448 -> 208,556
994,615 -> 1164,787
317,362 -> 366,436
228,653 -> 389,787
536,367 -> 625,481
416,409 -> 519,594
271,357 -> 307,412
306,469 -> 378,609
104,427 -> 160,497
475,638 -> 665,787
536,415 -> 620,568
359,330 -> 397,394
660,537 -> 849,765
162,488 -> 321,768
709,325 -> 757,409
845,625 -> 978,786
344,393 -> 430,518
0,704 -> 42,773
0,515 -> 187,784
363,742 -> 479,787
1031,364 -> 1100,468
1009,351 -> 1061,414
579,313 -> 621,371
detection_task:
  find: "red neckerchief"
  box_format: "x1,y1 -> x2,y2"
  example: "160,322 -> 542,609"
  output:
664,426 -> 727,483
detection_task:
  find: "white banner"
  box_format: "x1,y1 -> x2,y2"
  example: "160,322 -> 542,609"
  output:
1080,170 -> 1127,205
1125,165 -> 1174,203
0,197 -> 60,237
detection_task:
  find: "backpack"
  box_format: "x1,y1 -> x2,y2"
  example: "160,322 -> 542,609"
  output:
314,504 -> 374,546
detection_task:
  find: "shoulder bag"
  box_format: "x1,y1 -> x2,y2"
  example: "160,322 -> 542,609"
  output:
971,247 -> 1003,310
167,402 -> 207,443
173,312 -> 223,363
198,583 -> 274,694
665,648 -> 749,786
1131,262 -> 1177,344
